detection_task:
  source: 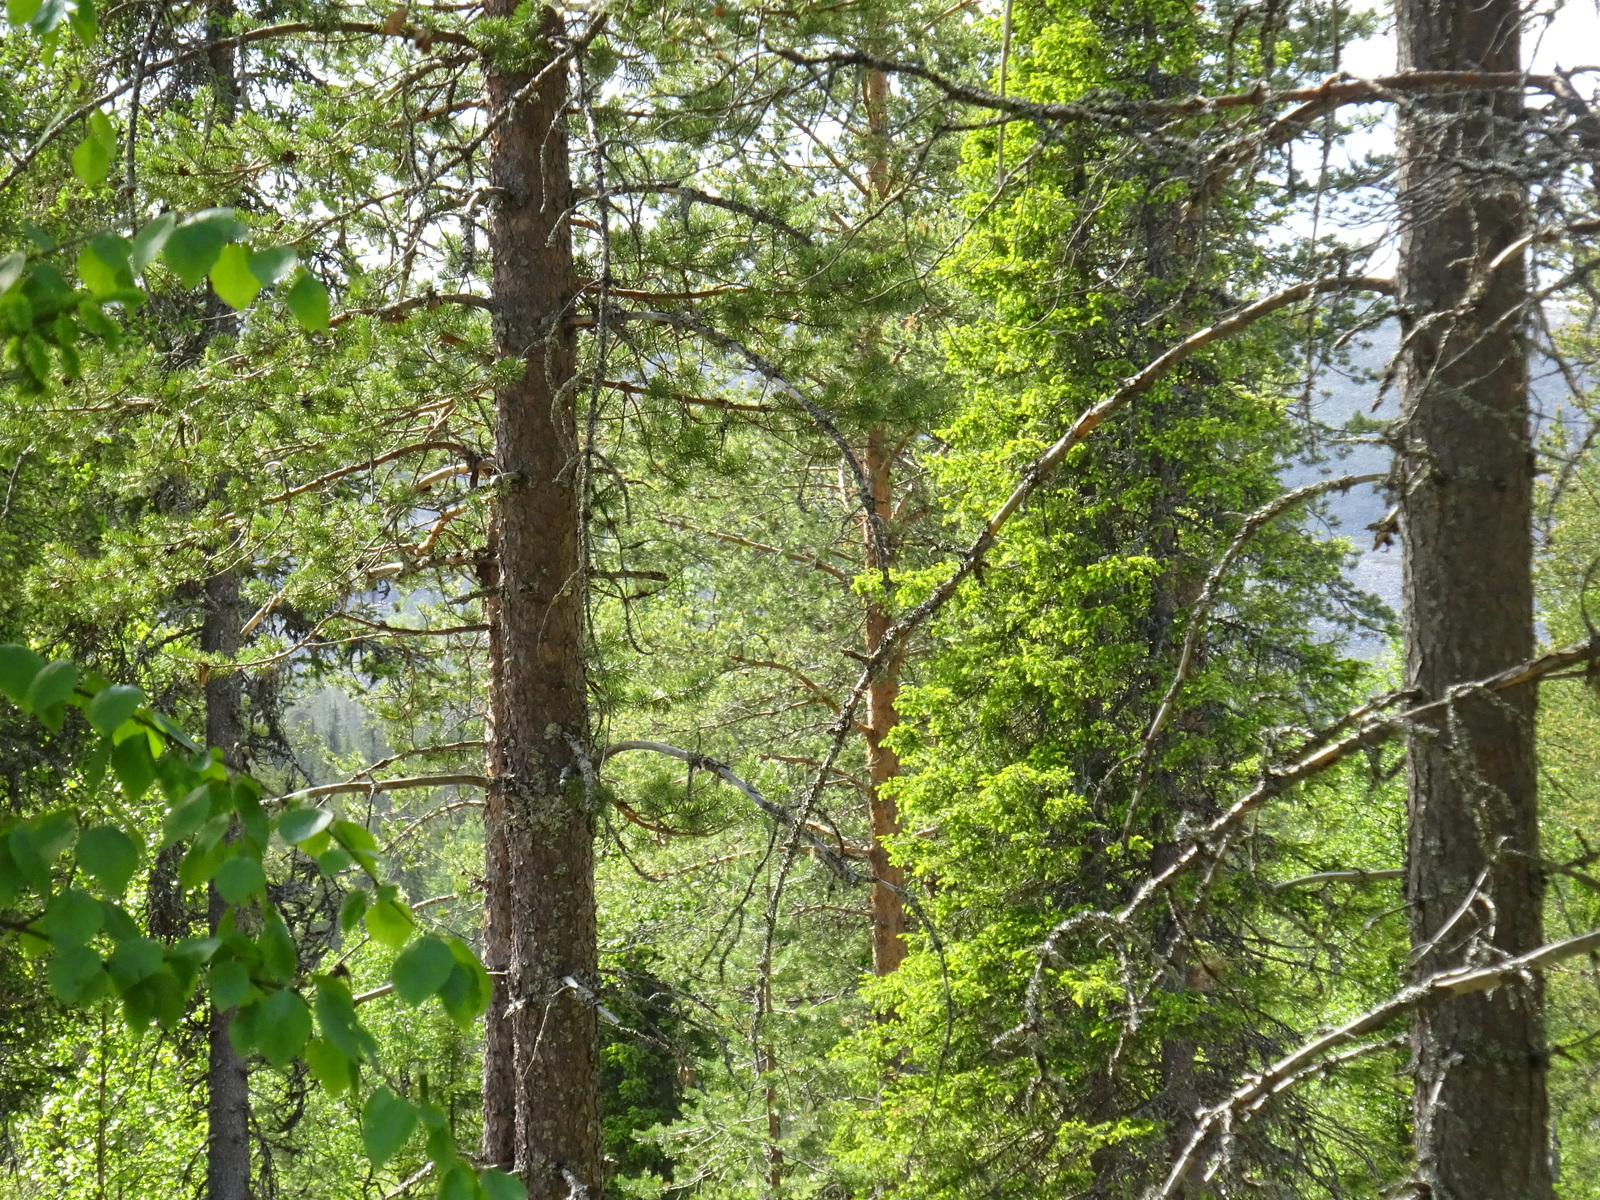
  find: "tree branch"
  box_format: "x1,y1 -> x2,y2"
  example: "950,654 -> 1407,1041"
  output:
599,740 -> 864,884
280,774 -> 487,803
1157,924 -> 1600,1197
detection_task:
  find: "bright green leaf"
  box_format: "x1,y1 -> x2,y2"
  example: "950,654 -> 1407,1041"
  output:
87,683 -> 143,734
339,888 -> 370,934
331,818 -> 377,853
0,252 -> 22,294
248,245 -> 298,286
130,212 -> 174,274
303,1036 -> 353,1097
210,242 -> 261,309
0,644 -> 44,706
314,975 -> 380,1063
361,1086 -> 419,1167
88,108 -> 113,150
480,1169 -> 528,1200
255,987 -> 312,1068
161,211 -> 242,288
67,0 -> 94,40
439,938 -> 493,1030
214,854 -> 266,904
278,806 -> 333,845
77,825 -> 139,894
438,1164 -> 480,1200
24,659 -> 75,712
391,935 -> 454,1004
285,270 -> 329,332
72,135 -> 110,186
365,896 -> 414,951
6,0 -> 42,23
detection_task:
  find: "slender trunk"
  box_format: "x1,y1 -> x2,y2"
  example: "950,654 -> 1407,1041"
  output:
480,9 -> 602,1197
1396,3 -> 1549,1196
859,68 -> 907,979
862,427 -> 906,977
202,17 -> 249,1182
204,569 -> 251,1200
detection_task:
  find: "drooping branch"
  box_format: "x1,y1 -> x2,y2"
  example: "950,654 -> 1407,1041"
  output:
770,49 -> 1574,131
610,310 -> 889,572
252,441 -> 479,507
1114,631 -> 1600,927
599,740 -> 864,885
328,292 -> 496,328
601,184 -> 816,247
655,514 -> 850,582
1128,472 -> 1387,813
1268,868 -> 1403,891
1155,924 -> 1600,1198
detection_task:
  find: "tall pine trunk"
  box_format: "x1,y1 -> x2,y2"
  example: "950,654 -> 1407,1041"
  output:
1396,2 -> 1550,1194
479,9 -> 603,1196
203,569 -> 250,1200
202,17 -> 250,1187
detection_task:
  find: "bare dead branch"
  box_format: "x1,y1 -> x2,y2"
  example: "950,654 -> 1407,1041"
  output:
1157,925 -> 1600,1197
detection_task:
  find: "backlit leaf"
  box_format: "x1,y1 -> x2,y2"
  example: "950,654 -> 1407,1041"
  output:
0,644 -> 44,706
391,934 -> 454,1004
285,270 -> 329,331
255,987 -> 312,1068
87,683 -> 143,734
364,895 -> 414,950
130,212 -> 174,273
72,134 -> 110,186
210,242 -> 261,309
277,806 -> 333,845
361,1086 -> 418,1167
214,854 -> 266,904
77,824 -> 139,894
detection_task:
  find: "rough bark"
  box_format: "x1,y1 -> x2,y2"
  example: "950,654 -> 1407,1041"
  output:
203,569 -> 251,1200
202,20 -> 248,1184
479,9 -> 602,1197
1396,2 -> 1550,1195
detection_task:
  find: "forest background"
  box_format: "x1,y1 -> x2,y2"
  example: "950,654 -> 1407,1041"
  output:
3,0 -> 1600,1197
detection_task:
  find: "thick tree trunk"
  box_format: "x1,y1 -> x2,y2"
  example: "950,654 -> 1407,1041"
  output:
1396,3 -> 1550,1196
203,569 -> 251,1200
480,9 -> 603,1197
